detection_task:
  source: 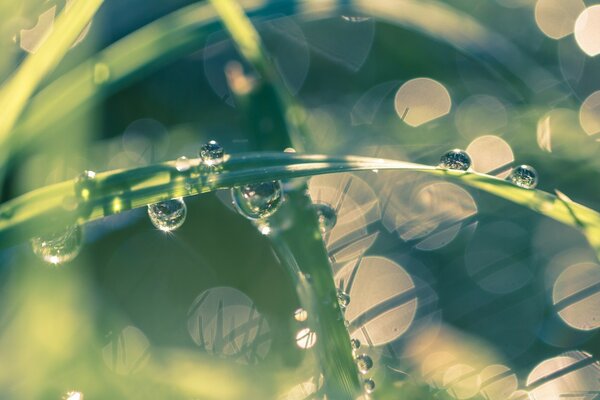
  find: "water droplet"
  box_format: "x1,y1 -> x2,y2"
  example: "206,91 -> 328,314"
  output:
295,328 -> 317,349
355,354 -> 373,374
509,164 -> 538,189
294,308 -> 308,322
199,140 -> 224,166
63,391 -> 84,400
439,149 -> 472,171
363,378 -> 375,393
231,181 -> 283,220
350,338 -> 361,350
175,156 -> 192,172
314,203 -> 337,234
74,170 -> 96,201
284,147 -> 296,153
147,198 -> 187,232
31,224 -> 83,265
337,289 -> 351,310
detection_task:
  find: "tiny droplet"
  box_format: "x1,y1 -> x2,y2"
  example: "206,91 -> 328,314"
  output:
355,354 -> 373,374
231,181 -> 283,220
509,164 -> 538,189
350,338 -> 361,350
31,225 -> 83,265
175,156 -> 192,172
74,170 -> 96,201
199,140 -> 224,166
314,203 -> 337,233
439,149 -> 471,171
337,289 -> 351,310
147,198 -> 187,232
363,378 -> 375,393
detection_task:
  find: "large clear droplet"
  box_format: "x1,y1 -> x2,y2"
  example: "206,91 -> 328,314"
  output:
337,289 -> 351,310
509,165 -> 538,189
231,181 -> 283,220
314,203 -> 337,233
199,140 -> 224,166
31,224 -> 83,265
147,198 -> 187,232
355,354 -> 373,374
439,149 -> 471,171
74,170 -> 96,201
363,378 -> 375,393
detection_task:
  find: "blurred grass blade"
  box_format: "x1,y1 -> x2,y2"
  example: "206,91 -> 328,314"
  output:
0,0 -> 103,159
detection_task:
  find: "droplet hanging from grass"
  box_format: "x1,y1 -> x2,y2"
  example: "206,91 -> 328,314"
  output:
31,224 -> 83,265
509,165 -> 538,189
337,289 -> 351,310
439,149 -> 471,171
232,181 -> 283,220
199,140 -> 224,166
363,378 -> 375,393
74,170 -> 96,201
147,198 -> 187,232
314,203 -> 337,233
355,354 -> 373,374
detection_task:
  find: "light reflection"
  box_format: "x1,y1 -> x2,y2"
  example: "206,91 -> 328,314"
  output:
478,364 -> 518,400
455,95 -> 508,140
102,325 -> 150,375
394,78 -> 451,127
335,256 -> 417,347
465,135 -> 514,178
64,391 -> 84,400
295,328 -> 317,350
187,287 -> 271,364
579,90 -> 600,136
534,0 -> 585,40
527,351 -> 600,399
575,5 -> 600,56
552,262 -> 600,331
443,363 -> 479,399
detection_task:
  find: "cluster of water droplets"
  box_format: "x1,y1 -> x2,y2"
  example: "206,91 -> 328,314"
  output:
439,149 -> 539,189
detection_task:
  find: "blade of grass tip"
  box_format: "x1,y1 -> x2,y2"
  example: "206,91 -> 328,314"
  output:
0,0 -> 103,190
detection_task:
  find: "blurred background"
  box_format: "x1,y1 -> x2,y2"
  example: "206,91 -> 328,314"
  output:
0,0 -> 600,398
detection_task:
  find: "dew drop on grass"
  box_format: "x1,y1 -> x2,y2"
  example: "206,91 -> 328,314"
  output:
363,378 -> 375,393
509,164 -> 538,189
31,224 -> 83,265
355,354 -> 374,374
439,149 -> 472,171
337,289 -> 351,310
314,203 -> 337,233
147,198 -> 187,232
351,338 -> 361,350
199,140 -> 224,166
231,181 -> 283,220
74,170 -> 96,201
175,156 -> 192,172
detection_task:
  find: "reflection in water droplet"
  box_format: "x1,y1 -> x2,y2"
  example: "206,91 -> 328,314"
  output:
232,181 -> 283,220
296,328 -> 317,349
63,391 -> 84,400
337,289 -> 351,310
103,325 -> 150,375
314,203 -> 337,233
31,224 -> 83,265
439,149 -> 471,171
175,156 -> 192,172
341,15 -> 371,23
355,354 -> 373,374
294,308 -> 308,322
75,170 -> 96,201
363,378 -> 375,393
351,338 -> 361,350
147,198 -> 187,232
509,165 -> 538,189
199,140 -> 224,166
